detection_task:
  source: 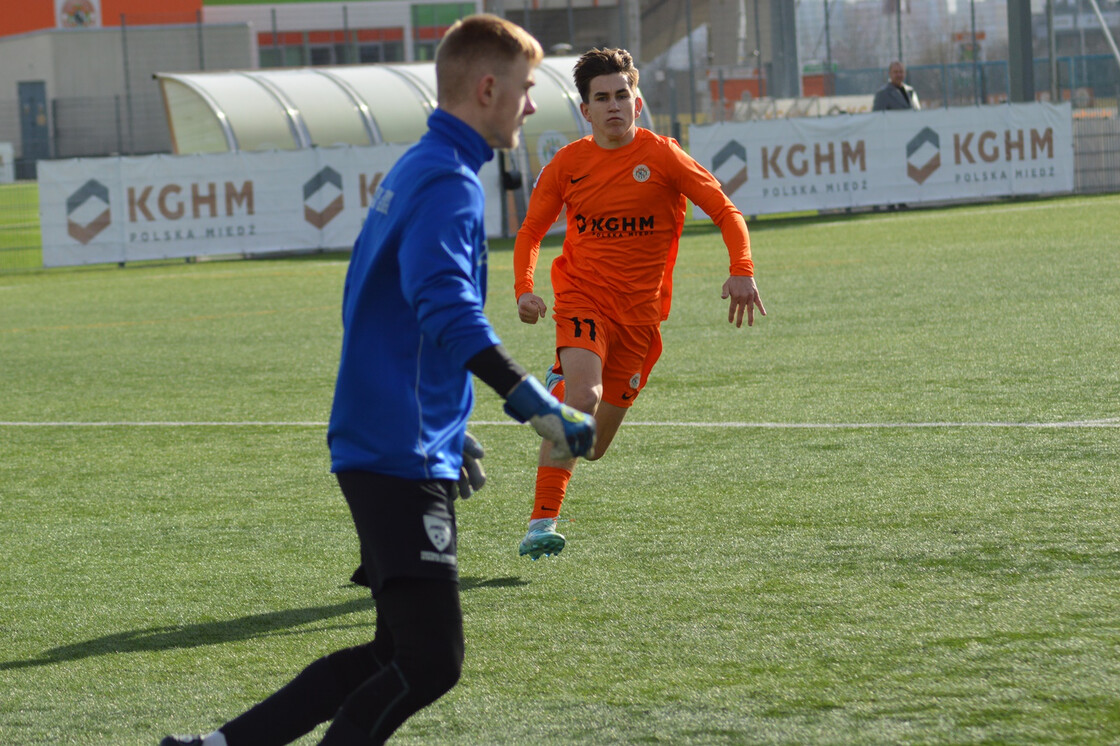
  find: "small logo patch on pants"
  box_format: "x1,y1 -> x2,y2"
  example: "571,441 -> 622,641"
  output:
423,514 -> 453,552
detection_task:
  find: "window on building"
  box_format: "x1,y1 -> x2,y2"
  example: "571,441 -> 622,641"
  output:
414,42 -> 438,61
260,45 -> 306,68
258,29 -> 405,67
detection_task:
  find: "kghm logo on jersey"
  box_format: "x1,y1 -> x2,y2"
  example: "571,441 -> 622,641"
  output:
574,213 -> 655,237
632,164 -> 651,182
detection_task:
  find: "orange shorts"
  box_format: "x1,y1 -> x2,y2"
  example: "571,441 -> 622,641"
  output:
552,309 -> 663,408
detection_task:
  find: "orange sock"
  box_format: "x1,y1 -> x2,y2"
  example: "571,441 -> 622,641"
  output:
549,377 -> 566,401
531,465 -> 572,520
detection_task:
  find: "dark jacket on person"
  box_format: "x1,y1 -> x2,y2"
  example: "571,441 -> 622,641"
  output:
873,82 -> 920,111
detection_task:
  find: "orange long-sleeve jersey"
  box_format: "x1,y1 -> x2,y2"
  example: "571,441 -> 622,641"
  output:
514,127 -> 753,326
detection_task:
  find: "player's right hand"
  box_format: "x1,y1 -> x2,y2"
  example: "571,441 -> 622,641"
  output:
457,431 -> 486,499
503,375 -> 596,460
516,293 -> 547,325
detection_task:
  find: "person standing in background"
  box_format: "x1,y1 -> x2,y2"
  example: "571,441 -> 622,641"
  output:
873,60 -> 921,111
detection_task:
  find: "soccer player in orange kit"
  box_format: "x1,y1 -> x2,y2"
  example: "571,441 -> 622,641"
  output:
513,47 -> 766,559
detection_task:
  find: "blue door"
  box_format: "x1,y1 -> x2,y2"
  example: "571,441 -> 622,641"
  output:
18,81 -> 50,179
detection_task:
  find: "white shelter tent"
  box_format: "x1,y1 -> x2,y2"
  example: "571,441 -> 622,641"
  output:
155,56 -> 653,177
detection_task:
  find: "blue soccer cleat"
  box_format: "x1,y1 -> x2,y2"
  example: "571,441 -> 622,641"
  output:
519,519 -> 566,560
544,365 -> 565,395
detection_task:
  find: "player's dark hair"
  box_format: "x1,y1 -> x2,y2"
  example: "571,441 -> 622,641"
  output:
435,14 -> 543,106
573,48 -> 639,103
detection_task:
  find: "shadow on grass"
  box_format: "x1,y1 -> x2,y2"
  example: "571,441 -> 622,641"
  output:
1,575 -> 525,671
461,575 -> 529,591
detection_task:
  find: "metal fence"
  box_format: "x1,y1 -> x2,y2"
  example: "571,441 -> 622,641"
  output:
19,58 -> 1109,169
4,107 -> 1116,272
49,94 -> 171,159
1074,113 -> 1120,191
0,182 -> 40,272
868,54 -> 1120,107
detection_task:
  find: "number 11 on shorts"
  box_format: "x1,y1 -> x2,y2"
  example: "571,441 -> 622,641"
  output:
570,317 -> 597,341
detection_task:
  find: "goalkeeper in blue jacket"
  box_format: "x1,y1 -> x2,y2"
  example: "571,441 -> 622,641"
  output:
161,14 -> 593,746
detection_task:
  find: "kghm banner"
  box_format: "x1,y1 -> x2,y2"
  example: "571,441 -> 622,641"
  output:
690,102 -> 1074,217
38,145 -> 504,267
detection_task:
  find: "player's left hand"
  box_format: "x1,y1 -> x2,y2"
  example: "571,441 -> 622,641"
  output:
457,431 -> 486,499
722,275 -> 766,328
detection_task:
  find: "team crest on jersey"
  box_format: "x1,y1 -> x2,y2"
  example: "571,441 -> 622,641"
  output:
632,164 -> 651,183
629,372 -> 642,389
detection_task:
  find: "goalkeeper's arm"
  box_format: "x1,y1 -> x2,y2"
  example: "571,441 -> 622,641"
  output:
466,345 -> 596,460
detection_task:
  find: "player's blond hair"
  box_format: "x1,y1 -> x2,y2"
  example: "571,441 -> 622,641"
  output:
435,15 -> 543,107
573,47 -> 639,103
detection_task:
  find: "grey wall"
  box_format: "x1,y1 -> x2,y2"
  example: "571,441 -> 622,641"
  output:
0,24 -> 253,160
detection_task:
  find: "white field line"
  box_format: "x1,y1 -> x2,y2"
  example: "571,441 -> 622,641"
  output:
0,261 -> 347,293
1,419 -> 1118,429
803,196 -> 1114,230
0,421 -> 331,427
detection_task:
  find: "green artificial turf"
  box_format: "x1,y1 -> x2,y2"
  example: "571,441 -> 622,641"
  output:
2,194 -> 1118,744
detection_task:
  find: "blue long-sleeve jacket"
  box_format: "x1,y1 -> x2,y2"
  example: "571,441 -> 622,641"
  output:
327,110 -> 501,480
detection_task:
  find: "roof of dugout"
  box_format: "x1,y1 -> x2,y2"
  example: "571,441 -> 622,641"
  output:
156,57 -> 654,176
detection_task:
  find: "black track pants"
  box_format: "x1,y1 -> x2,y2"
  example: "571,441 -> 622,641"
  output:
220,577 -> 463,745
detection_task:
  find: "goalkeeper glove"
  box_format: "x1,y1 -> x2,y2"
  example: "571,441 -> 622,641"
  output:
504,375 -> 596,460
457,431 -> 486,499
